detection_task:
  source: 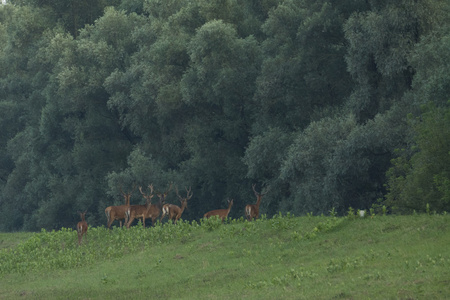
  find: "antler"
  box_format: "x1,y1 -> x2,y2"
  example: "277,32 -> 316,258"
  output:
252,184 -> 258,195
139,184 -> 154,195
139,184 -> 155,204
176,186 -> 193,200
186,186 -> 193,199
252,184 -> 269,196
148,183 -> 154,194
139,186 -> 145,195
121,184 -> 136,196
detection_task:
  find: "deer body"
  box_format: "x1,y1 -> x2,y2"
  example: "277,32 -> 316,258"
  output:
161,186 -> 192,224
105,205 -> 128,228
160,202 -> 186,224
204,199 -> 234,222
146,197 -> 165,226
126,201 -> 152,228
126,185 -> 154,228
77,211 -> 88,245
105,190 -> 132,229
245,184 -> 268,221
127,184 -> 171,227
147,184 -> 172,226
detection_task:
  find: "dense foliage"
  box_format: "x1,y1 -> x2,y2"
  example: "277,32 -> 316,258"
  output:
1,0 -> 449,231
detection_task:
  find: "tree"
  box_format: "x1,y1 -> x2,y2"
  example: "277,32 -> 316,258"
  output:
0,5 -> 60,230
252,0 -> 366,134
9,0 -> 120,37
1,0 -> 449,230
279,103 -> 411,216
0,7 -> 142,230
343,0 -> 441,122
180,20 -> 262,215
243,127 -> 292,215
409,24 -> 450,107
383,1 -> 450,213
385,103 -> 450,213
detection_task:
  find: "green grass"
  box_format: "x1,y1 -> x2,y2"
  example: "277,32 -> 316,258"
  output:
0,232 -> 34,250
0,214 -> 449,299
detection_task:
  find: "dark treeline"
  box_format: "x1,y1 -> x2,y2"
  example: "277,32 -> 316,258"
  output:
1,0 -> 449,231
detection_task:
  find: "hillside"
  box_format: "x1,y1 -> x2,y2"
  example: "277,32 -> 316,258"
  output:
0,214 -> 449,299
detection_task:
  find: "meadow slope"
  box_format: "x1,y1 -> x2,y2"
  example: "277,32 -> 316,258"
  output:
0,214 -> 449,299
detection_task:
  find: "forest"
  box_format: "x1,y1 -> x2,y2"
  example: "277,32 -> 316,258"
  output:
0,0 -> 449,231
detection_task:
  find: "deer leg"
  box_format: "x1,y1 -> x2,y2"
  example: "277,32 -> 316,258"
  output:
127,217 -> 134,229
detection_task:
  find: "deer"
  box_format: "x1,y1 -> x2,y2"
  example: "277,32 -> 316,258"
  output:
203,199 -> 234,222
105,186 -> 133,229
76,210 -> 88,245
245,184 -> 269,221
146,183 -> 172,226
126,184 -> 154,228
160,186 -> 192,224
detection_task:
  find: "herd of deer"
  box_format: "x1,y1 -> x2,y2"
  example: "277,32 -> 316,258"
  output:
76,184 -> 268,245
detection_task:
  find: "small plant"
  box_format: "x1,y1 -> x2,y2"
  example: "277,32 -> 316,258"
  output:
291,231 -> 302,240
329,207 -> 338,217
101,274 -> 110,285
370,198 -> 388,216
326,257 -> 363,273
347,207 -> 355,219
200,216 -> 223,231
247,268 -> 315,289
269,213 -> 297,230
363,272 -> 382,281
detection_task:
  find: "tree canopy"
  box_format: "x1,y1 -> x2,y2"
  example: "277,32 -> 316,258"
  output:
1,0 -> 449,231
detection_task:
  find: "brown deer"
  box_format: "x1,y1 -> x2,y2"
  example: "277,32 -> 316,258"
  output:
126,184 -> 154,228
105,186 -> 133,229
146,183 -> 172,226
245,184 -> 269,221
160,186 -> 192,224
203,199 -> 234,222
76,211 -> 88,245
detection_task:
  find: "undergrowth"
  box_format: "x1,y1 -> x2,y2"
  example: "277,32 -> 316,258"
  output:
0,213 -> 344,276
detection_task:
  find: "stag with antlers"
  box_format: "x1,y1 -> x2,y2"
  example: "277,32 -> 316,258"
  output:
127,183 -> 172,228
126,184 -> 155,228
203,199 -> 234,222
76,211 -> 88,245
245,184 -> 269,221
160,186 -> 192,224
147,183 -> 172,226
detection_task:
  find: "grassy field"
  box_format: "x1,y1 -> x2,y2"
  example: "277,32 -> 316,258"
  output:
0,232 -> 34,250
0,214 -> 449,299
